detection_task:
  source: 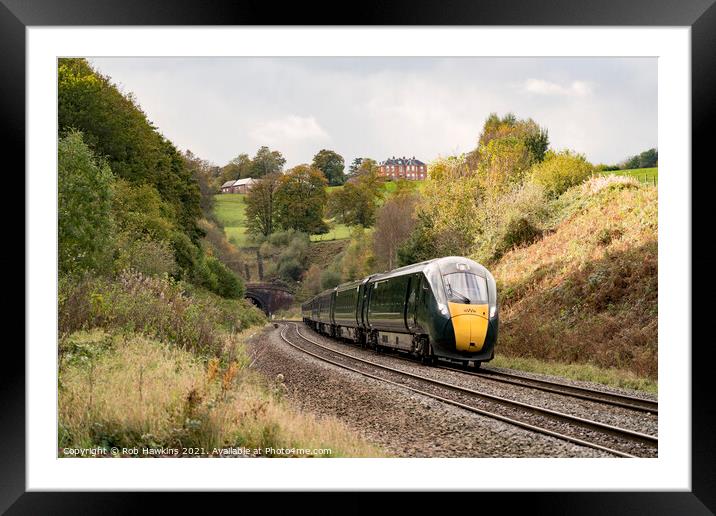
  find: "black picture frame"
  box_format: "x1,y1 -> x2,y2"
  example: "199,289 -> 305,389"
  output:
7,0 -> 713,512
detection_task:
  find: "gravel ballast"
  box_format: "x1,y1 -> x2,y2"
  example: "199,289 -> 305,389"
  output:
246,323 -> 620,458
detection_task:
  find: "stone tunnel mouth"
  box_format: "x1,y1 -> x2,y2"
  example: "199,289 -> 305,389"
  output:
245,294 -> 267,313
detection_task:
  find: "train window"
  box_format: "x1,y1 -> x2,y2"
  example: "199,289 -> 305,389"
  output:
443,273 -> 488,304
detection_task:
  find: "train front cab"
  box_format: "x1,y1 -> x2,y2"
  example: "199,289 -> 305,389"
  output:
421,258 -> 498,365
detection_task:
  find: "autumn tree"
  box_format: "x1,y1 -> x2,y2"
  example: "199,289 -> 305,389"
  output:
274,165 -> 329,234
245,172 -> 282,237
398,155 -> 483,264
373,191 -> 420,270
312,149 -> 345,186
327,159 -> 385,227
466,113 -> 549,184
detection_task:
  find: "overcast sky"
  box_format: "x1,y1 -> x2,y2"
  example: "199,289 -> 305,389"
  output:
89,57 -> 657,169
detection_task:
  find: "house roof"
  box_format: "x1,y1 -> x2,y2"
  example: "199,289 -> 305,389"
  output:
380,156 -> 425,167
222,178 -> 256,189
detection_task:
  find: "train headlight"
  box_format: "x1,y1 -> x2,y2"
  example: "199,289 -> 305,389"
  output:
490,305 -> 497,318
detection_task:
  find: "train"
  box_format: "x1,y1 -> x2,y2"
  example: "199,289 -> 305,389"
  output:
301,256 -> 498,367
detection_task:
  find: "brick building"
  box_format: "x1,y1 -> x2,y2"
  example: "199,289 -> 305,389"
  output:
378,156 -> 427,180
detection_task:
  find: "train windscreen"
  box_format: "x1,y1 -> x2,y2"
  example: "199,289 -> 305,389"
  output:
443,272 -> 488,305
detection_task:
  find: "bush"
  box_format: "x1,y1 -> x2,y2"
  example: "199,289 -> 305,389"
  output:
58,271 -> 264,357
260,230 -> 311,284
472,181 -> 548,263
114,237 -> 177,277
531,150 -> 593,196
206,256 -> 245,299
320,268 -> 342,290
58,131 -> 115,274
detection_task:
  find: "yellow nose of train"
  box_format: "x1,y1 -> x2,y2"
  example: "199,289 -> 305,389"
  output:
448,302 -> 489,352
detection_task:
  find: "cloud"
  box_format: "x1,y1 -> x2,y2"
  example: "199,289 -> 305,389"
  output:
522,78 -> 593,97
249,115 -> 329,146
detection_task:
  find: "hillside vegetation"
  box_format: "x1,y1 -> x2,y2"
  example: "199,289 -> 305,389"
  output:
492,176 -> 657,386
57,58 -> 379,456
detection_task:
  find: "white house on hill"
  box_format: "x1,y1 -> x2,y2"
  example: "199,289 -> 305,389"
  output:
220,178 -> 256,194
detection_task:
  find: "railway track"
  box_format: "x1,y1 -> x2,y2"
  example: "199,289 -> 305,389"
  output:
278,320 -> 657,415
278,322 -> 657,458
438,365 -> 658,414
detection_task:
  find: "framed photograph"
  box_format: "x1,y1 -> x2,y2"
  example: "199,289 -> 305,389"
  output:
10,0 -> 713,511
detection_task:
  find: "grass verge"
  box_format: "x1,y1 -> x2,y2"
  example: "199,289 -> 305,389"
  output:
59,329 -> 383,457
490,354 -> 657,394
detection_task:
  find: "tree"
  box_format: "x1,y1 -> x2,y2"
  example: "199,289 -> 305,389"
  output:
183,150 -> 217,217
58,131 -> 115,274
373,191 -> 420,270
477,136 -> 532,193
220,153 -> 253,185
245,173 -> 282,237
274,165 -> 329,234
58,58 -> 202,242
251,146 -> 286,177
347,157 -> 365,176
326,161 -> 384,227
339,227 -> 375,280
638,148 -> 658,168
312,149 -> 345,186
467,113 -> 549,171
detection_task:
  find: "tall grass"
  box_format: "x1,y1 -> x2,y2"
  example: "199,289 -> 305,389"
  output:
59,330 -> 382,456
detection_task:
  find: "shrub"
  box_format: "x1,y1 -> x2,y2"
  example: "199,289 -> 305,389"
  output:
58,131 -> 115,274
58,271 -> 264,356
473,181 -> 548,263
114,237 -> 177,277
320,268 -> 342,290
206,256 -> 245,299
531,150 -> 594,196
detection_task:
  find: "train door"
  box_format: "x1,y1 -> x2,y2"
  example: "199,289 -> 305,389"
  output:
363,283 -> 373,328
406,274 -> 419,332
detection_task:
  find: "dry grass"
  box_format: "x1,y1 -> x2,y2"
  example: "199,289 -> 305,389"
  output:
58,329 -> 382,457
490,182 -> 657,381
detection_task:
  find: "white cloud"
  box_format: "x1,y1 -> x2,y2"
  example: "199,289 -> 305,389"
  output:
249,115 -> 329,146
523,78 -> 594,97
88,57 -> 655,167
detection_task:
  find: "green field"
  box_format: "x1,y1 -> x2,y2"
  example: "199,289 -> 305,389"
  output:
601,167 -> 658,184
310,223 -> 352,242
213,193 -> 252,246
213,179 -> 426,247
213,193 -> 359,247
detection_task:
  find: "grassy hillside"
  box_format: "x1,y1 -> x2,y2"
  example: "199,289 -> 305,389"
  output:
213,180 -> 422,247
490,175 -> 657,390
58,271 -> 381,457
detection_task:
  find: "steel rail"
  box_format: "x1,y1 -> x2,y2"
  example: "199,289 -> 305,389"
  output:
438,365 -> 658,414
